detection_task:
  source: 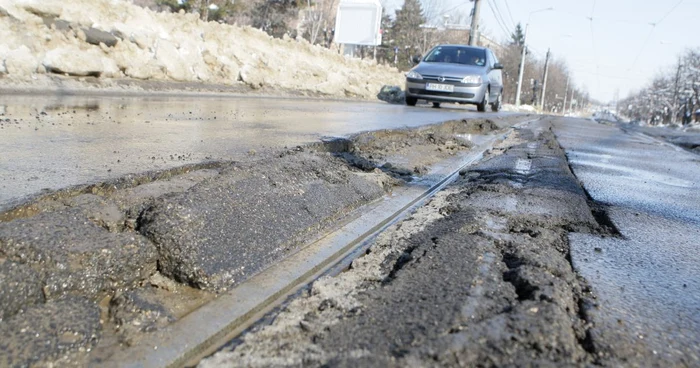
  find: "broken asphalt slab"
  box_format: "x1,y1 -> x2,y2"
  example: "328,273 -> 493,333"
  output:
201,119 -> 633,367
0,118 -> 508,366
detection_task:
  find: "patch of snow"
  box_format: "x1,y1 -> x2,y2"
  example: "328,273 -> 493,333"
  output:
502,104 -> 539,113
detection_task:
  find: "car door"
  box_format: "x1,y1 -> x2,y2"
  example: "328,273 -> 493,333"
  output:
487,50 -> 504,98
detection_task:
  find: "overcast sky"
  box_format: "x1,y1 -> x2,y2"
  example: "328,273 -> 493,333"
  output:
383,0 -> 700,103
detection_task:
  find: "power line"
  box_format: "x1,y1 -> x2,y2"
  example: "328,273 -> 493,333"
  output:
440,1 -> 471,17
654,0 -> 685,26
629,0 -> 684,72
629,27 -> 656,71
485,0 -> 510,38
501,0 -> 517,29
485,0 -> 512,39
574,70 -> 648,81
491,0 -> 514,35
555,10 -> 653,26
493,0 -> 515,30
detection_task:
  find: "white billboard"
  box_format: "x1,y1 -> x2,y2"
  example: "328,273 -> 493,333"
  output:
333,0 -> 382,46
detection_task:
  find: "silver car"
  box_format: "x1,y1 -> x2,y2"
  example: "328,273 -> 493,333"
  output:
405,44 -> 504,112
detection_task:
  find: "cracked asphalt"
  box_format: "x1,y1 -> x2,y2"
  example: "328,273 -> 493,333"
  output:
202,117 -> 700,367
202,120 -> 607,367
0,110 -> 519,366
2,94 -> 698,367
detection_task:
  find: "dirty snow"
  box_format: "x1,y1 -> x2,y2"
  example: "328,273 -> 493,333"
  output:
0,0 -> 403,98
502,103 -> 538,113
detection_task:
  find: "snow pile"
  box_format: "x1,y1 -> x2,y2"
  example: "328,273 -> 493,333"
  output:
684,122 -> 700,132
502,104 -> 539,114
0,0 -> 404,98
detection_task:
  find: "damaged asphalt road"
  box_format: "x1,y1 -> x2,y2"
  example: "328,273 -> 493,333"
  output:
0,116 -> 510,366
2,112 -> 696,367
202,118 -> 700,367
201,120 -> 615,367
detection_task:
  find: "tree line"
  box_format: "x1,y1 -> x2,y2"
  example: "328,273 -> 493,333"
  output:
619,49 -> 700,125
497,24 -> 591,111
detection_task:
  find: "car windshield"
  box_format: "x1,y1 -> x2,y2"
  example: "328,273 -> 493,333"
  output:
423,46 -> 487,66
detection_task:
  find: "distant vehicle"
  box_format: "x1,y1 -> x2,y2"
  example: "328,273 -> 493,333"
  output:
405,44 -> 504,112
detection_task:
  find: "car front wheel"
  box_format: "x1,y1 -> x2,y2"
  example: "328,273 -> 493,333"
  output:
491,92 -> 502,112
476,92 -> 487,112
406,96 -> 417,106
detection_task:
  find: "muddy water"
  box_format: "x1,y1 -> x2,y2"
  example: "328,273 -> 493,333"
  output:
0,94 -> 512,211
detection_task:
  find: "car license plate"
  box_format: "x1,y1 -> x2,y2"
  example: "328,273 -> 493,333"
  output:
425,83 -> 454,92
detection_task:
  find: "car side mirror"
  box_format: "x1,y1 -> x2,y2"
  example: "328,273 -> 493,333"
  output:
412,55 -> 422,64
493,63 -> 504,70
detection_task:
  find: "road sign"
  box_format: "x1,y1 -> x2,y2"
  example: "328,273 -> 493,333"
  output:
334,0 -> 382,46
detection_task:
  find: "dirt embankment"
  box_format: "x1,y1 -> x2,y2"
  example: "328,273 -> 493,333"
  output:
0,0 -> 403,98
0,119 -> 503,366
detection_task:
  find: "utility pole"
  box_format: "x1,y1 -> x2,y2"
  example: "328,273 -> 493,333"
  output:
539,48 -> 551,111
468,0 -> 481,46
514,24 -> 529,107
531,80 -> 538,105
569,89 -> 575,114
514,7 -> 553,108
562,76 -> 569,115
672,56 -> 682,123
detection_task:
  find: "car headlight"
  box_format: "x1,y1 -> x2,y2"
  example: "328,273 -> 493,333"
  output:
406,71 -> 423,80
461,75 -> 482,84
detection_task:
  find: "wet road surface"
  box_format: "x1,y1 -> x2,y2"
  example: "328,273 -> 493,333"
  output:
0,107 -> 518,367
553,118 -> 700,365
0,94 -> 513,211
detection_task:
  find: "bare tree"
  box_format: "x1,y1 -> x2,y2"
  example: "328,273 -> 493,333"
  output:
189,0 -> 210,21
620,48 -> 700,125
300,0 -> 339,45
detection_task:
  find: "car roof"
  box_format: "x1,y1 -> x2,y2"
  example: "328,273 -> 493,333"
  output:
433,44 -> 489,51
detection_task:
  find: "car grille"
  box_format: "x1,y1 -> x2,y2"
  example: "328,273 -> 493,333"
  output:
409,89 -> 475,99
421,75 -> 463,84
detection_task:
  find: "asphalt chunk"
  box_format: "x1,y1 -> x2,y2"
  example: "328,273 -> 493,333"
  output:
0,261 -> 45,321
201,121 -> 605,367
0,296 -> 101,367
0,210 -> 158,300
0,118 -> 517,366
109,287 -> 177,346
346,119 -> 498,173
138,152 -> 390,292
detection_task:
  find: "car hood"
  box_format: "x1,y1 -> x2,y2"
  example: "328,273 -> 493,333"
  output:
413,62 -> 486,77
